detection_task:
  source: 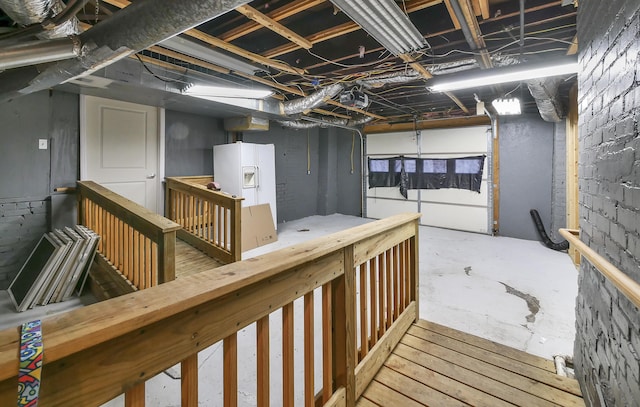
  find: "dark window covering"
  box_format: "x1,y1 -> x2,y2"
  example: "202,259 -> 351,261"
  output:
368,155 -> 485,198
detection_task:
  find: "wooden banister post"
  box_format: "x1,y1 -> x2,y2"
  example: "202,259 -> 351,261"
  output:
158,230 -> 176,284
410,219 -> 419,321
332,245 -> 356,405
232,199 -> 242,262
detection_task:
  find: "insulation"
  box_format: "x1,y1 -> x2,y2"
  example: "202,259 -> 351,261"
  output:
0,0 -> 79,39
283,83 -> 344,115
527,77 -> 564,122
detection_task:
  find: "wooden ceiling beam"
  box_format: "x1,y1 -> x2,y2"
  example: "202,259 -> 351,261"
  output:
263,0 -> 444,58
101,0 -> 306,76
364,115 -> 490,133
235,4 -> 313,49
221,0 -> 325,42
264,22 -> 360,58
398,54 -> 471,115
478,0 -> 490,19
567,34 -> 578,55
443,0 -> 462,29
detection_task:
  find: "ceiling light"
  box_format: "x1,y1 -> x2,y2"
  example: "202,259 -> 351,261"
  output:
427,57 -> 578,92
330,0 -> 426,56
183,84 -> 273,99
492,98 -> 521,115
160,36 -> 263,75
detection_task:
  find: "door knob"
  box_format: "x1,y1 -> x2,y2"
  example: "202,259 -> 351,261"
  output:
146,173 -> 156,179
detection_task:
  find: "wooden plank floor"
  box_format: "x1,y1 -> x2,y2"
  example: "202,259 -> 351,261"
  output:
175,239 -> 225,279
358,320 -> 584,407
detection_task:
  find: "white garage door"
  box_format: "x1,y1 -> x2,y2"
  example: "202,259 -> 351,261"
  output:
366,126 -> 492,234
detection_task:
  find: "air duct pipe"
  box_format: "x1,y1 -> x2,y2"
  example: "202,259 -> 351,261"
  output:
527,77 -> 564,122
0,0 -> 252,101
283,83 -> 344,115
277,114 -> 373,129
0,36 -> 80,70
0,0 -> 80,39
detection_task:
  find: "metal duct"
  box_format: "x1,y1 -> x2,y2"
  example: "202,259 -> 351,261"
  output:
278,114 -> 373,129
283,83 -> 344,115
0,0 -> 79,39
527,77 -> 564,122
0,36 -> 80,70
0,0 -> 251,101
357,72 -> 421,88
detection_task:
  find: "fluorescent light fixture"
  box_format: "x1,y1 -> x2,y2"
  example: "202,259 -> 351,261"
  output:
330,0 -> 426,56
427,57 -> 578,92
160,35 -> 262,75
492,98 -> 521,115
183,84 -> 273,99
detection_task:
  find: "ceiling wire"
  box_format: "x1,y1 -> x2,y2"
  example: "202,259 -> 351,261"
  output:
135,54 -> 189,85
306,49 -> 395,68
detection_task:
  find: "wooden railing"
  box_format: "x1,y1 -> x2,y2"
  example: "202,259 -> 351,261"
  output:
560,229 -> 640,307
0,213 -> 420,406
166,176 -> 244,263
77,181 -> 182,291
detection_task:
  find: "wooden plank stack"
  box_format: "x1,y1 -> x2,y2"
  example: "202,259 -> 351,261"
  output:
7,225 -> 100,312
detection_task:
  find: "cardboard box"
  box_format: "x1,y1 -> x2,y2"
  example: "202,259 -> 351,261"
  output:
242,204 -> 277,251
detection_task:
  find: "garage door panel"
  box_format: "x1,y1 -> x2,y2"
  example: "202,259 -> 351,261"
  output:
420,203 -> 488,233
367,187 -> 419,200
367,198 -> 418,220
367,132 -> 418,155
420,126 -> 490,153
420,182 -> 489,206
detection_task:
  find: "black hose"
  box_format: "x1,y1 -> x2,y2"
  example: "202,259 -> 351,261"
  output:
529,209 -> 569,251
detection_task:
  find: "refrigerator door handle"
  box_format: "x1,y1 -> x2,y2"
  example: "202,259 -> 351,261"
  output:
255,166 -> 259,188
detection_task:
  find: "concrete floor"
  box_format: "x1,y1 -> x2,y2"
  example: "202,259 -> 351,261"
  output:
0,214 -> 579,406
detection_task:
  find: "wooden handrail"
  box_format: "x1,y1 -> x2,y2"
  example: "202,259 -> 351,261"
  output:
78,181 -> 181,238
166,176 -> 244,263
0,213 -> 420,406
77,180 -> 181,289
560,228 -> 640,308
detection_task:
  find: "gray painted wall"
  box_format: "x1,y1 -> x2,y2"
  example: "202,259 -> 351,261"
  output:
499,114 -> 554,241
317,128 -> 338,216
336,130 -> 362,217
0,90 -> 78,288
165,110 -> 225,177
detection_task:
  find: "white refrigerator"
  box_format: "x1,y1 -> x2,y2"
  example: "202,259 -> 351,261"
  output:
213,142 -> 277,228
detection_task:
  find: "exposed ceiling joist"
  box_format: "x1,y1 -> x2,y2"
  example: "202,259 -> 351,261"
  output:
567,34 -> 578,55
235,4 -> 312,49
221,0 -> 324,42
453,0 -> 493,68
443,0 -> 462,29
364,114 -> 490,133
101,0 -> 306,76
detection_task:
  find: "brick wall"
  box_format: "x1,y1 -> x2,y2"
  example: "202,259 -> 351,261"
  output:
575,0 -> 640,405
0,199 -> 49,289
551,121 -> 567,241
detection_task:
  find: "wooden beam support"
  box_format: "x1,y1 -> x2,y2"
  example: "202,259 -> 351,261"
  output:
566,84 -> 579,265
235,4 -> 313,49
364,115 -> 490,133
567,34 -> 578,55
326,100 -> 386,120
399,54 -> 470,114
492,117 -> 500,235
221,0 -> 324,42
443,0 -> 462,29
478,0 -> 490,19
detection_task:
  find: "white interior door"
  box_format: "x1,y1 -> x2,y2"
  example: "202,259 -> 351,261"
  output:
81,95 -> 159,212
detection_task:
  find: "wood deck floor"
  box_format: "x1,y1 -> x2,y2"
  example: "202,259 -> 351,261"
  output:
175,239 -> 225,278
358,320 -> 584,407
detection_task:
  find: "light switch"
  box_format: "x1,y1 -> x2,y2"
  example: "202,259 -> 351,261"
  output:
38,139 -> 48,150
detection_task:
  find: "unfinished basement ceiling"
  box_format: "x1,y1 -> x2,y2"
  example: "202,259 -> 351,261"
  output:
0,0 -> 577,125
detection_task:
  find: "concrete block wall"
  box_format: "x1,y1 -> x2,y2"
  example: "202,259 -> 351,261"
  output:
0,200 -> 50,288
575,0 -> 640,405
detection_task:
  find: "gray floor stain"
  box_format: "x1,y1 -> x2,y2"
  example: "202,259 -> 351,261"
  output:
500,282 -> 540,323
464,266 -> 472,276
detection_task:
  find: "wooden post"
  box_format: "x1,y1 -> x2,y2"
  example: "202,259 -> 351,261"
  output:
332,246 -> 356,406
492,116 -> 500,235
256,316 -> 270,407
232,199 -> 242,262
566,84 -> 580,266
224,333 -> 238,407
410,220 -> 419,321
124,382 -> 145,407
158,230 -> 176,284
181,354 -> 198,407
